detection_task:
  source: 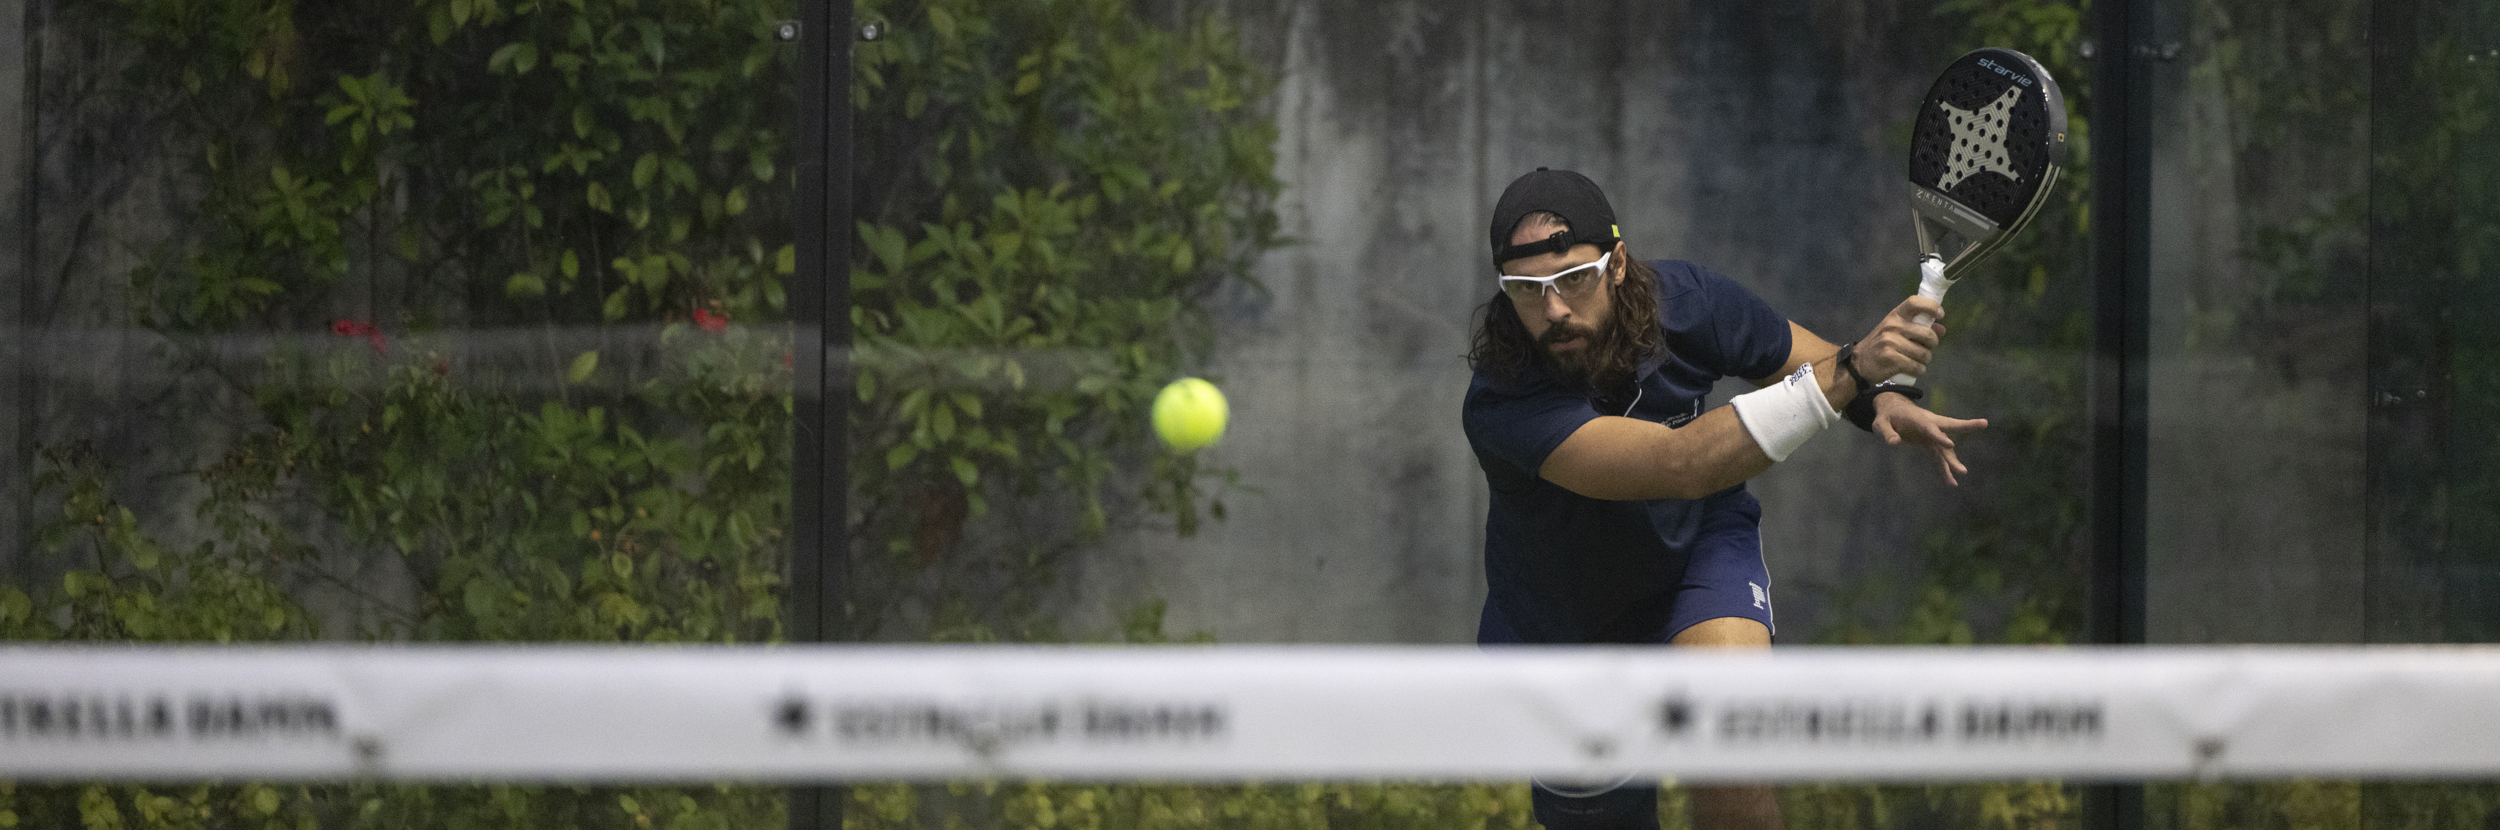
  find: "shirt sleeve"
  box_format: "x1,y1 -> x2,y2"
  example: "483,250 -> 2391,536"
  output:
1462,374 -> 1601,483
1661,261 -> 1792,381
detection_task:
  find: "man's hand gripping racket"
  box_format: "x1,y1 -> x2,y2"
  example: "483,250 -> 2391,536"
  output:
1886,47 -> 2068,385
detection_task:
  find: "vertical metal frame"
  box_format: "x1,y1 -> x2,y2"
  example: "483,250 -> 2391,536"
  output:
789,0 -> 852,826
2090,0 -> 2153,658
5,0 -> 38,585
2088,0 -> 2154,826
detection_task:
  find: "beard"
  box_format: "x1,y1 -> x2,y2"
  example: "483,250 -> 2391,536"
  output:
1536,319 -> 1607,390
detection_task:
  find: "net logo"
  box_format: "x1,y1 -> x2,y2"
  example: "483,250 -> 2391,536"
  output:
776,696 -> 1227,752
0,691 -> 339,742
1689,697 -> 2104,746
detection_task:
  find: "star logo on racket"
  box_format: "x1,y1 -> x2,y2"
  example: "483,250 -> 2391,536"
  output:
1936,85 -> 2024,190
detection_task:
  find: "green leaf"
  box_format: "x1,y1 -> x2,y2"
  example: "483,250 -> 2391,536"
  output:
949,456 -> 979,487
632,153 -> 660,190
505,272 -> 546,298
463,578 -> 496,618
927,6 -> 958,40
489,42 -> 525,73
568,350 -> 600,384
0,587 -> 31,627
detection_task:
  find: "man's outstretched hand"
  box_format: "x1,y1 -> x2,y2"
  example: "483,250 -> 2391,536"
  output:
1872,393 -> 1988,486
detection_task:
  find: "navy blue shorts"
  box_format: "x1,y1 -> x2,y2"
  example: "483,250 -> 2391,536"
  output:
1478,498 -> 1774,829
1477,498 -> 1776,647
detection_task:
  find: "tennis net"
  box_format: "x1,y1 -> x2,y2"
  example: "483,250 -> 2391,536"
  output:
5,645 -> 2498,783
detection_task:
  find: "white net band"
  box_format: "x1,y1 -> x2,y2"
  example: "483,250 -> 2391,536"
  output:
4,645 -> 2497,783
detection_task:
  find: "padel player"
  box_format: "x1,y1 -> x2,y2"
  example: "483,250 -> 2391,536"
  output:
1464,168 -> 1988,830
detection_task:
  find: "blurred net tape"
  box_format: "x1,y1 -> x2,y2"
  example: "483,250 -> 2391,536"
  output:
4,646 -> 2499,783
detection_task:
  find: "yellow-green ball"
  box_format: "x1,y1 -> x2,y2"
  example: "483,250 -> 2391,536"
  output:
1152,377 -> 1229,450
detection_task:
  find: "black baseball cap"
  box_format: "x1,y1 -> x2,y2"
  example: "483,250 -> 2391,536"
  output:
1488,167 -> 1621,271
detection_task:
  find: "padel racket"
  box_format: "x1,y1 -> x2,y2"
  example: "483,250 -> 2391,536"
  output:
1890,47 -> 2067,384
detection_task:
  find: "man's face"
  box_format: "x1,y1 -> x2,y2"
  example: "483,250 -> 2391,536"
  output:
1497,219 -> 1621,379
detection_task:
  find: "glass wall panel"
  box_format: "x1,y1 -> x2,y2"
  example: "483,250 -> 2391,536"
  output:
835,0 -> 2097,653
2367,0 -> 2500,645
2,0 -> 799,823
2140,0 -> 2373,645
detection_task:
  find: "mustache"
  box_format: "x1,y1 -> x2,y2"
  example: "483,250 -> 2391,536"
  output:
1538,321 -> 1598,347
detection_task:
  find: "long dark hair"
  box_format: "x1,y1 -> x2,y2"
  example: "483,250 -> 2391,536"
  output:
1466,253 -> 1664,396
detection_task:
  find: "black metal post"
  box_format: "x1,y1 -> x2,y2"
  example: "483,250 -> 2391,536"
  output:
7,0 -> 43,586
2087,0 -> 2154,826
788,0 -> 853,826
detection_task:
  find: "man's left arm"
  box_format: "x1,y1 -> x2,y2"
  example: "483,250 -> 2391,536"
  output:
1758,321 -> 1989,486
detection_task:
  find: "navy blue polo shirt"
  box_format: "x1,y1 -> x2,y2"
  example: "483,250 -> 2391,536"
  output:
1462,259 -> 1792,643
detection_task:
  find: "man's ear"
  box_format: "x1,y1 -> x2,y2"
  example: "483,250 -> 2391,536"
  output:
1610,241 -> 1630,283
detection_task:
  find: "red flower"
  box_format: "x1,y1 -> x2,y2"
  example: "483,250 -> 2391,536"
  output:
693,308 -> 729,333
330,320 -> 388,356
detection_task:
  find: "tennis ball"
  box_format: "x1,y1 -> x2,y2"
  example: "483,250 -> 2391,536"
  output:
1152,377 -> 1229,451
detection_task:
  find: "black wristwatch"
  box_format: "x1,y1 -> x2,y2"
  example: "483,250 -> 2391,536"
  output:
1833,340 -> 1874,394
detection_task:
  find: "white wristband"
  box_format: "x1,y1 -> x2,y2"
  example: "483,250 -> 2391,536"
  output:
1730,362 -> 1839,462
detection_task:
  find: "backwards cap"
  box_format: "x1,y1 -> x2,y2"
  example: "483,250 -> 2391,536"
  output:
1488,167 -> 1621,271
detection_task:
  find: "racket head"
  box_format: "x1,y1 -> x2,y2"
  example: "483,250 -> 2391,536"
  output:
1906,47 -> 2067,279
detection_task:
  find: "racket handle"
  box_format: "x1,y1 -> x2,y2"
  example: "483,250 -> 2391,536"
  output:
1886,257 -> 1953,386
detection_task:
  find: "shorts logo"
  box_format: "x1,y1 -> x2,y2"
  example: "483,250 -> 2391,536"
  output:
1750,582 -> 1768,610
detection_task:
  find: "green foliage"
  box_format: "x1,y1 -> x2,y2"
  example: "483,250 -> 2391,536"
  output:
10,0 -> 1284,824
9,0 -> 800,824
847,781 -> 1537,830
844,0 -> 1279,638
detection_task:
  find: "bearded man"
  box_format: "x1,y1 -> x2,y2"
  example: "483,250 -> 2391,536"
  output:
1463,168 -> 1988,829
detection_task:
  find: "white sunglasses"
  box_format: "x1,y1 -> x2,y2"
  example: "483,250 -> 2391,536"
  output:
1496,251 -> 1612,303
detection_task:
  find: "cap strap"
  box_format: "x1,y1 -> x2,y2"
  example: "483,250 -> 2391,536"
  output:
1494,229 -> 1614,270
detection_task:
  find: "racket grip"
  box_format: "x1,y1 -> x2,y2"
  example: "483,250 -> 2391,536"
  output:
1885,257 -> 1953,386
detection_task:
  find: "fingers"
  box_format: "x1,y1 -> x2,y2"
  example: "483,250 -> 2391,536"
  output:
1859,297 -> 1950,379
1897,296 -> 1944,323
1933,444 -> 1964,487
1933,416 -> 1989,435
1916,416 -> 1973,486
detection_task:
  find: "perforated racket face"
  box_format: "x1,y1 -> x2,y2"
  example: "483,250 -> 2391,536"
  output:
1908,48 -> 2066,230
